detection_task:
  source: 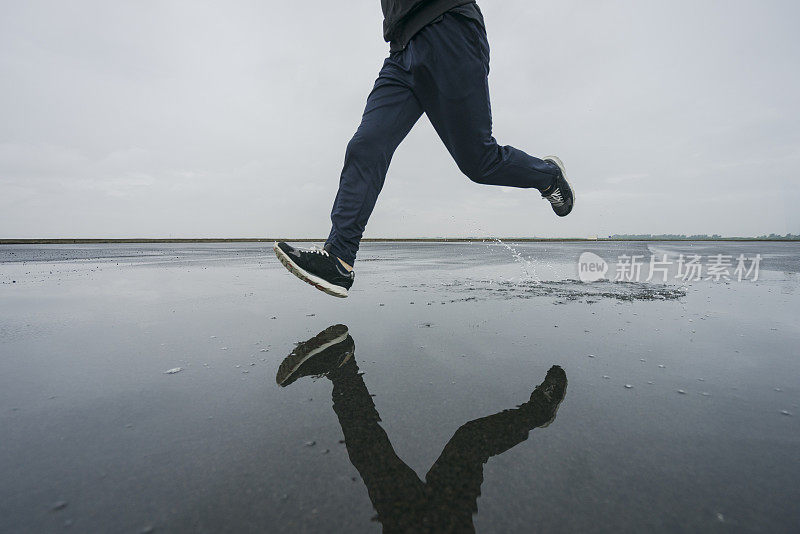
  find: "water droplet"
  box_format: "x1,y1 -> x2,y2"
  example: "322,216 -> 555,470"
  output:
658,364 -> 665,368
603,375 -> 610,380
780,410 -> 792,416
163,367 -> 183,375
624,384 -> 633,389
677,389 -> 686,394
588,354 -> 595,358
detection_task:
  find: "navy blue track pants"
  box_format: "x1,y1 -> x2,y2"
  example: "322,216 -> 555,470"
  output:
326,12 -> 559,266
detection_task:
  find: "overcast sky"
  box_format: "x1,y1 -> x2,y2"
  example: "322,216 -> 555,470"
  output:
1,0 -> 798,238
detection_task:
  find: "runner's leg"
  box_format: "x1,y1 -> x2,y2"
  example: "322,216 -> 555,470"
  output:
411,13 -> 559,191
325,57 -> 423,266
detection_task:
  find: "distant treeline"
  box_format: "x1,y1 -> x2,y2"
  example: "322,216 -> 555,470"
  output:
1,235 -> 799,244
609,233 -> 800,240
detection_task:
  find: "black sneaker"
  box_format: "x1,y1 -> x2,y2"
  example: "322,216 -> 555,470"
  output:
541,156 -> 575,217
527,365 -> 568,427
276,324 -> 355,386
273,241 -> 354,298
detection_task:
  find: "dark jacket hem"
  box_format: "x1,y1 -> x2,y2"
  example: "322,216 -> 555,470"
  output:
385,0 -> 474,51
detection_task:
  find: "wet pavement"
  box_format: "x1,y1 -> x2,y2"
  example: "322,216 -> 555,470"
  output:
0,241 -> 798,532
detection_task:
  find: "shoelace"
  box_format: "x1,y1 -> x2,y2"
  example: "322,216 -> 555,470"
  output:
545,188 -> 565,207
308,244 -> 330,256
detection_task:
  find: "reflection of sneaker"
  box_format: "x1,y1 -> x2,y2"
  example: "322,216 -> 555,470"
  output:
541,156 -> 574,217
527,365 -> 568,427
273,241 -> 354,298
276,324 -> 355,387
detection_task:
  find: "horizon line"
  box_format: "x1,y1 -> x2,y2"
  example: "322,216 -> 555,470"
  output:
1,236 -> 799,245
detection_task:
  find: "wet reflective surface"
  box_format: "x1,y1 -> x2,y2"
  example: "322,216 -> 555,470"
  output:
277,324 -> 567,533
1,242 -> 799,532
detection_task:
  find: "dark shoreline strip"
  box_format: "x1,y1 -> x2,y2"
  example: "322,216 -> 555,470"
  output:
1,238 -> 797,245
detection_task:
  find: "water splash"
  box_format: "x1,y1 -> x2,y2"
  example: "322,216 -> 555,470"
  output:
491,238 -> 539,282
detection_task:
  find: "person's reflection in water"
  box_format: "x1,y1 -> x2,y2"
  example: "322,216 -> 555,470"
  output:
276,325 -> 568,533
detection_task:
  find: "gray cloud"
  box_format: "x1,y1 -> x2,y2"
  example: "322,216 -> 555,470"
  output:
1,0 -> 798,238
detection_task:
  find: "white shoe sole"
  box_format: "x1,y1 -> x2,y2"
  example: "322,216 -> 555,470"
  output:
273,242 -> 349,298
543,155 -> 575,213
277,331 -> 351,386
